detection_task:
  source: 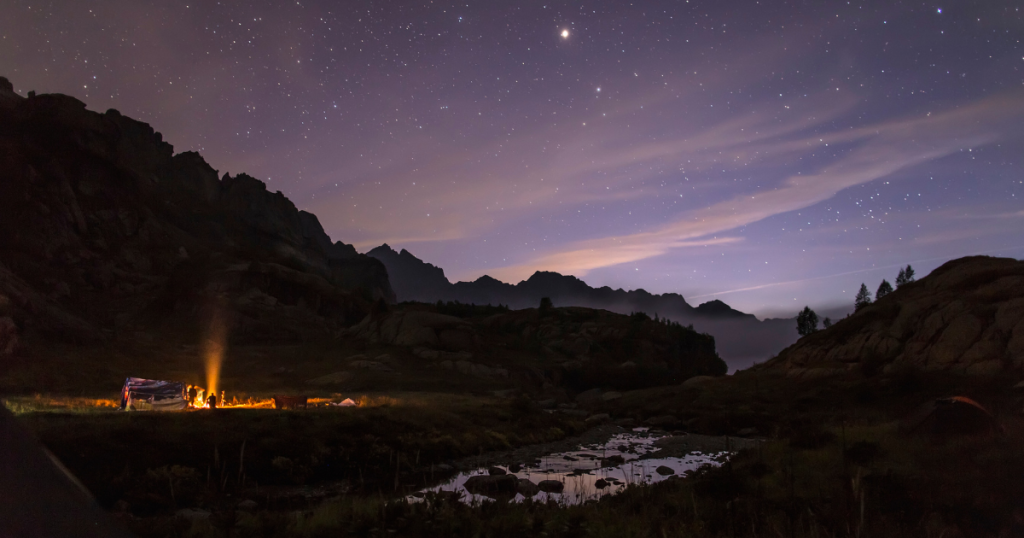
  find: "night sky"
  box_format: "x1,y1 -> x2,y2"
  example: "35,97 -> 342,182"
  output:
3,0 -> 1022,317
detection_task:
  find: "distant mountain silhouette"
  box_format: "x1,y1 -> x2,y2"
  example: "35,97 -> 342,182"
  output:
367,244 -> 797,368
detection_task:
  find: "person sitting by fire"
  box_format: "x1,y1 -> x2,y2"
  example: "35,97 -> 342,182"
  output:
206,393 -> 217,409
187,385 -> 198,408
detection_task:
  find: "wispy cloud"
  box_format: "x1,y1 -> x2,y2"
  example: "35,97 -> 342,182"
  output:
487,236 -> 743,283
690,242 -> 1024,300
479,92 -> 1024,281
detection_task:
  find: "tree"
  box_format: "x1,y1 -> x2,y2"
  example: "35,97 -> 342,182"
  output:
896,265 -> 916,288
876,279 -> 893,300
822,317 -> 833,329
796,306 -> 819,336
855,283 -> 872,311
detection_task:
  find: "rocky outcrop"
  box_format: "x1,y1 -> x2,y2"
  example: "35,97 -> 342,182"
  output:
344,310 -> 476,349
0,76 -> 393,347
365,244 -> 451,303
762,256 -> 1024,377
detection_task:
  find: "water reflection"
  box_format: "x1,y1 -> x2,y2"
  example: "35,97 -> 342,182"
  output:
411,429 -> 729,505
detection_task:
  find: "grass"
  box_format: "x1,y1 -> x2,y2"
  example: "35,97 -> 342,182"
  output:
12,391 -> 583,518
129,415 -> 1023,538
5,323 -> 1024,537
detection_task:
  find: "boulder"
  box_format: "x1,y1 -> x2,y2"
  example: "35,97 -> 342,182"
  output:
413,347 -> 439,359
574,388 -> 603,406
438,328 -> 475,351
537,480 -> 564,493
236,499 -> 258,511
487,466 -> 506,476
594,478 -> 610,489
600,455 -> 625,467
463,474 -> 518,497
585,413 -> 610,425
644,415 -> 680,428
394,324 -> 437,347
655,466 -> 675,476
964,360 -> 1003,376
516,479 -> 540,497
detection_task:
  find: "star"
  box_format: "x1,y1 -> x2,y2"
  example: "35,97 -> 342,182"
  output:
561,29 -> 569,39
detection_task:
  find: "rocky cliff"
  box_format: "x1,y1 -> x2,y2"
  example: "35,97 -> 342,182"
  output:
366,243 -> 797,367
762,256 -> 1024,378
0,77 -> 393,349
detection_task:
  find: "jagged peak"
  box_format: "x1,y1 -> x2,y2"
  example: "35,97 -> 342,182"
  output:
367,243 -> 397,255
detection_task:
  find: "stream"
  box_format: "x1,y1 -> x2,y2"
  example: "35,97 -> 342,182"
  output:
409,428 -> 735,505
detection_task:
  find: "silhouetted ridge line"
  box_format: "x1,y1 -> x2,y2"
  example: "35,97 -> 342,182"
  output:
365,244 -> 799,368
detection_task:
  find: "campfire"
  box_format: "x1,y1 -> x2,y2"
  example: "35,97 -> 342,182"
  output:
121,310 -> 359,411
120,379 -> 357,412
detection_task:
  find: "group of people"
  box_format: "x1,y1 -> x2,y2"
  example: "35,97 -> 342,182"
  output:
186,385 -> 225,409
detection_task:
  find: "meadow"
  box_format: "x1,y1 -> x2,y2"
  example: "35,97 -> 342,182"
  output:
7,362 -> 1024,537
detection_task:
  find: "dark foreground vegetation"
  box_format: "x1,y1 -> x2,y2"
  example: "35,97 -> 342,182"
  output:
7,365 -> 1024,538
13,394 -> 582,515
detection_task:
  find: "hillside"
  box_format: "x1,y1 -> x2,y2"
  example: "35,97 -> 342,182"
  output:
761,255 -> 1024,378
340,302 -> 726,394
367,243 -> 797,368
0,77 -> 392,354
0,78 -> 727,400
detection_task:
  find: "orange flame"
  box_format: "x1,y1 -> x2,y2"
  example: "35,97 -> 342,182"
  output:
202,307 -> 227,404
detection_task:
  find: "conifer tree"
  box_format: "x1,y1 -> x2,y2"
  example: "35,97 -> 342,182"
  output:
896,265 -> 916,288
823,317 -> 833,329
896,267 -> 907,287
796,306 -> 819,336
855,283 -> 872,311
876,279 -> 894,300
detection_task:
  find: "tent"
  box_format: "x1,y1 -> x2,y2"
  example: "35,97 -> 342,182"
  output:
120,377 -> 187,411
900,396 -> 1000,436
1,403 -> 135,537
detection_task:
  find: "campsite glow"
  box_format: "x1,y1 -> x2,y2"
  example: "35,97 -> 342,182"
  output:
203,309 -> 227,405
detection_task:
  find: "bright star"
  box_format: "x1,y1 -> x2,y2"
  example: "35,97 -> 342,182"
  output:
561,29 -> 569,39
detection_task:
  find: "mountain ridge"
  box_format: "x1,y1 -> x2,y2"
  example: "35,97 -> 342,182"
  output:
366,243 -> 796,368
